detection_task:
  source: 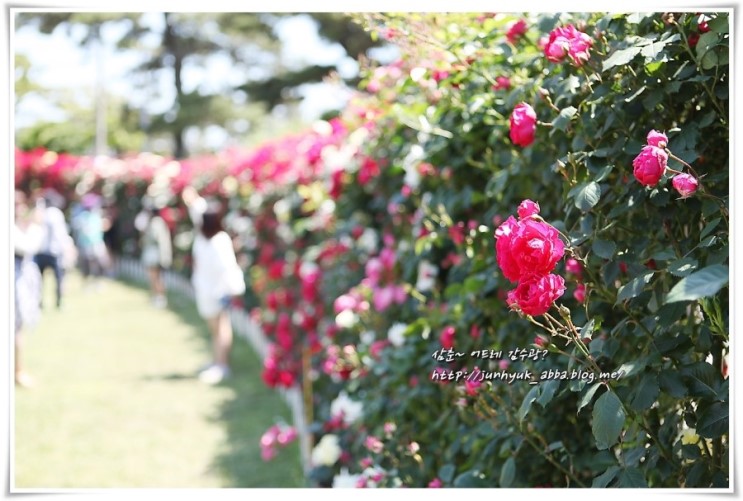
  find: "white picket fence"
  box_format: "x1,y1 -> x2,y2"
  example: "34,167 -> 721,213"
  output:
113,257 -> 312,475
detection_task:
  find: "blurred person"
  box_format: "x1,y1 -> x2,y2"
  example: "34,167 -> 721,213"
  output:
181,185 -> 207,229
136,200 -> 173,308
33,189 -> 72,309
191,206 -> 245,385
72,193 -> 108,287
14,191 -> 44,387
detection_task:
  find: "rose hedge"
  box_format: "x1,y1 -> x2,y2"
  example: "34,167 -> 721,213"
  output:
15,11 -> 729,488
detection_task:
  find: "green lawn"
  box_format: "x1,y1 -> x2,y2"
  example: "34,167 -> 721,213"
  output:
14,270 -> 305,489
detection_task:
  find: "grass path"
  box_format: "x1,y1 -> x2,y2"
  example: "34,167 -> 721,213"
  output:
14,271 -> 304,489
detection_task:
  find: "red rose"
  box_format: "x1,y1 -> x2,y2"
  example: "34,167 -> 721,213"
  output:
632,145 -> 668,187
506,274 -> 566,316
495,215 -> 565,282
509,102 -> 537,147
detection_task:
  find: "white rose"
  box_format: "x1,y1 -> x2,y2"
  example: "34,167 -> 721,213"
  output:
311,434 -> 342,466
330,391 -> 364,425
387,323 -> 407,347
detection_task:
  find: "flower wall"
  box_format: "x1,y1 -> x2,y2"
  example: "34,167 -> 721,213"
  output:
15,11 -> 729,488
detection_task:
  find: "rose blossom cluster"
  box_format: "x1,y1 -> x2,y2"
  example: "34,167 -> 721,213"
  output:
543,24 -> 593,66
633,129 -> 699,197
260,423 -> 298,461
495,200 -> 566,316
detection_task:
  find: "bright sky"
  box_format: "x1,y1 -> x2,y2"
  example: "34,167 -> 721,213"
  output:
13,12 -> 370,148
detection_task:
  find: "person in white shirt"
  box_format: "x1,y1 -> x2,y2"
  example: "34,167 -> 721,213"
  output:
188,201 -> 245,384
15,191 -> 44,387
136,201 -> 173,309
33,189 -> 72,309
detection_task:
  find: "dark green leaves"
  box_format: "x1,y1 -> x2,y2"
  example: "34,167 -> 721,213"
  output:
592,238 -> 616,259
665,265 -> 728,303
592,390 -> 626,450
553,106 -> 577,131
575,182 -> 601,211
499,457 -> 516,487
629,374 -> 659,411
592,466 -> 620,487
518,386 -> 539,423
697,402 -> 728,439
603,47 -> 642,71
618,468 -> 648,487
617,272 -> 654,302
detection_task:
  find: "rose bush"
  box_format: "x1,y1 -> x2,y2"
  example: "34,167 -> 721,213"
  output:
15,10 -> 729,489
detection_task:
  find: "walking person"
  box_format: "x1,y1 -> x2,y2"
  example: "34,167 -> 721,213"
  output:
72,193 -> 108,288
14,191 -> 43,387
190,205 -> 246,385
33,189 -> 72,310
137,200 -> 173,308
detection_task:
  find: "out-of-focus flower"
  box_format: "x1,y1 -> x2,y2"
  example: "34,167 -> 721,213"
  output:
312,434 -> 342,466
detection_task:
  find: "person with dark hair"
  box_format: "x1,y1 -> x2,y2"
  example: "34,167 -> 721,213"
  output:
72,193 -> 108,287
138,201 -> 173,308
14,190 -> 43,387
191,206 -> 245,384
33,189 -> 72,309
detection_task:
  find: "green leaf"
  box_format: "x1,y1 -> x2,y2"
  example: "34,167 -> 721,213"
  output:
439,464 -> 456,483
681,362 -> 718,398
616,272 -> 655,302
592,238 -> 616,259
453,470 -> 488,488
640,40 -> 669,59
580,318 -> 596,340
553,106 -> 577,131
697,401 -> 728,439
602,46 -> 642,71
668,257 -> 698,277
659,371 -> 687,398
592,390 -> 626,450
617,358 -> 647,378
592,465 -> 620,487
578,382 -> 601,414
696,32 -> 720,59
536,379 -> 559,407
499,457 -> 516,487
630,374 -> 659,411
618,468 -> 648,487
575,182 -> 601,211
700,217 -> 722,240
701,50 -> 719,70
686,461 -> 708,487
665,265 -> 729,303
708,15 -> 729,34
518,386 -> 539,423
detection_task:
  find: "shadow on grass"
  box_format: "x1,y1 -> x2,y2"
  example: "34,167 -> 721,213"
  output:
119,276 -> 306,488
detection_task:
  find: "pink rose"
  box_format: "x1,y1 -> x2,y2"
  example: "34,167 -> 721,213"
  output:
493,76 -> 511,90
565,258 -> 583,277
646,130 -> 668,148
440,326 -> 456,349
509,102 -> 537,147
495,216 -> 565,283
517,199 -> 541,219
672,173 -> 699,198
633,145 -> 668,187
428,478 -> 443,488
544,25 -> 593,66
573,283 -> 586,303
506,274 -> 566,316
464,377 -> 481,396
506,19 -> 528,44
